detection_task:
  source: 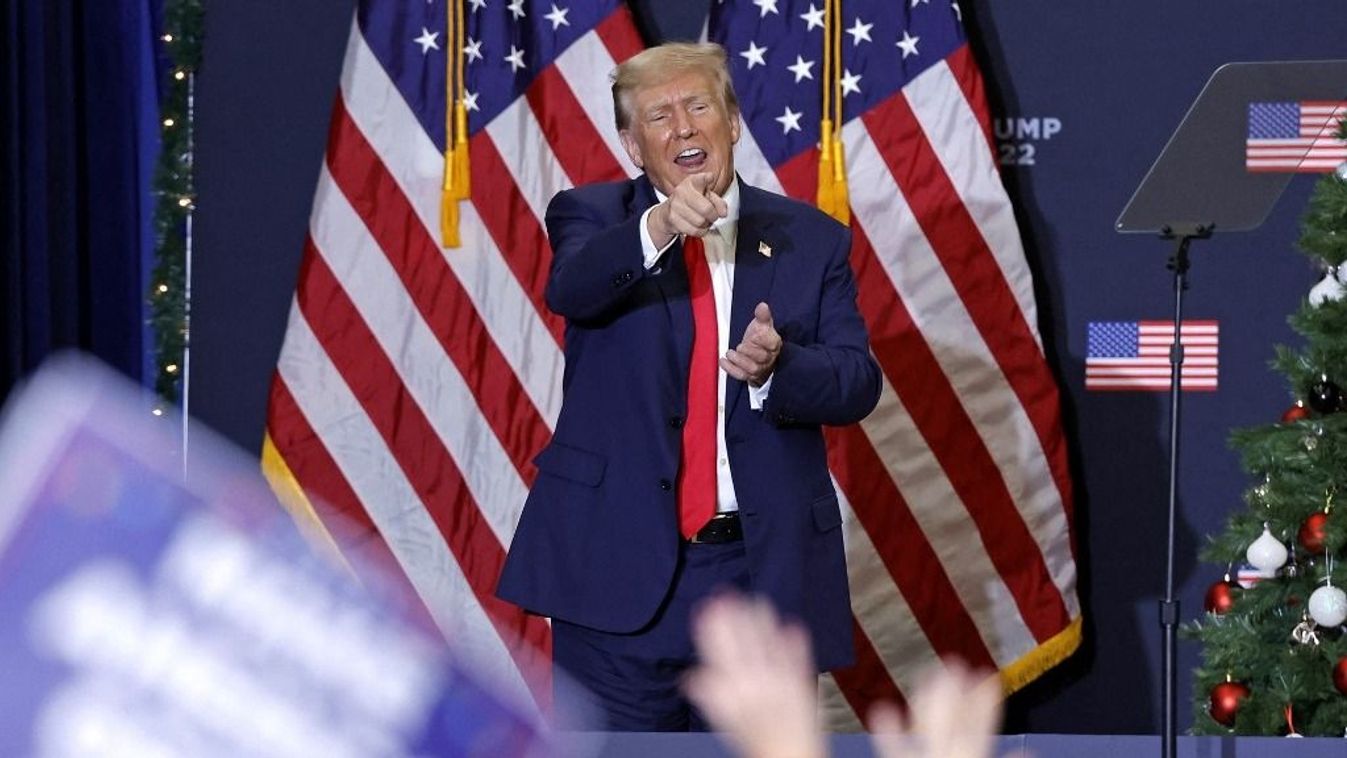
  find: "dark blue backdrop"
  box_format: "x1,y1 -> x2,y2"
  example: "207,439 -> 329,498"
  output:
0,0 -> 163,398
963,3 -> 1347,733
187,0 -> 1347,734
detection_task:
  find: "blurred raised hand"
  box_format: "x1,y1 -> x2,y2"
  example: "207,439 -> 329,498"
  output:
684,593 -> 826,758
867,660 -> 1003,758
686,591 -> 1005,758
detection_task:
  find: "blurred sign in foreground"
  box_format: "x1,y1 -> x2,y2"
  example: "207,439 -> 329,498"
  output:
0,355 -> 591,757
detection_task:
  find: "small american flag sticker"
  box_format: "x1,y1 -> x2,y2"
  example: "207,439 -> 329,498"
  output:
1086,320 -> 1219,392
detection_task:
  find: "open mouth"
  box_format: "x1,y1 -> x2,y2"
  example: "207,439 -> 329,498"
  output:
674,148 -> 707,169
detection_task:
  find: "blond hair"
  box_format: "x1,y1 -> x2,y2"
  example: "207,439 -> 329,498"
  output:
610,42 -> 739,131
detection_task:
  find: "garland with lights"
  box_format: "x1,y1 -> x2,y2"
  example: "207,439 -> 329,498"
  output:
149,0 -> 203,407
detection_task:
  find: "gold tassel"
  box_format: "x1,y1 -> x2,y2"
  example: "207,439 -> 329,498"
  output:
451,102 -> 471,199
817,118 -> 839,219
815,0 -> 835,219
440,0 -> 465,248
441,102 -> 470,245
829,0 -> 848,225
815,0 -> 849,225
440,184 -> 462,248
828,129 -> 849,225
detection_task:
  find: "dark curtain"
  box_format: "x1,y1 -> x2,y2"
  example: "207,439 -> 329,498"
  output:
0,0 -> 164,402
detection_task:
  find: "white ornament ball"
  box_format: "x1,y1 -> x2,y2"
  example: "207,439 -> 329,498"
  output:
1307,584 -> 1347,627
1335,161 -> 1347,182
1308,271 -> 1345,307
1246,525 -> 1288,573
1337,260 -> 1347,284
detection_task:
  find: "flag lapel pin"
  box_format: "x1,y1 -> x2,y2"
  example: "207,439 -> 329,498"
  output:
758,241 -> 772,258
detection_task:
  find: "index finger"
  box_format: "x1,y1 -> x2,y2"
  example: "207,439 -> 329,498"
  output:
707,191 -> 729,218
688,172 -> 715,194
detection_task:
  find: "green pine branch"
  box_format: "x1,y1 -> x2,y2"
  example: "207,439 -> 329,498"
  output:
1188,125 -> 1347,736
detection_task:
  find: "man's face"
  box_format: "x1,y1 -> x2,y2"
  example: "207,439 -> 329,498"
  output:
618,70 -> 741,197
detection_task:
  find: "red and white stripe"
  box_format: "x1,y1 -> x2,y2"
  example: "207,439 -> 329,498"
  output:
266,8 -> 1078,729
1246,139 -> 1347,171
1294,101 -> 1347,137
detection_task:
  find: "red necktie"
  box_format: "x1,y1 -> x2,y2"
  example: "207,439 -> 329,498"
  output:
678,234 -> 717,540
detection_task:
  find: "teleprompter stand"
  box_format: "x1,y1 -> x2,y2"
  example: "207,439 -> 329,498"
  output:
1116,60 -> 1347,758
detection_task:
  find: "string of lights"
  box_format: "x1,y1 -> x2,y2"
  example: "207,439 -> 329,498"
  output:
149,0 -> 202,418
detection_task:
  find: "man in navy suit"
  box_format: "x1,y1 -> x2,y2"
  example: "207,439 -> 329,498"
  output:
497,41 -> 881,730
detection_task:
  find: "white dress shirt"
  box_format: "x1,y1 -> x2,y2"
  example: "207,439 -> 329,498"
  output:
638,179 -> 771,514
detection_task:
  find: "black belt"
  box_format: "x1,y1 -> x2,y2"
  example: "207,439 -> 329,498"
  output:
689,512 -> 743,544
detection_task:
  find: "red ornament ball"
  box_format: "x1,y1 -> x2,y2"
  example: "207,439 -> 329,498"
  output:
1334,657 -> 1347,695
1209,681 -> 1250,727
1204,579 -> 1239,614
1282,401 -> 1310,422
1298,511 -> 1330,554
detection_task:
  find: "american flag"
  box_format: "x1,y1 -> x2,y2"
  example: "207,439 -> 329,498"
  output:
1245,101 -> 1347,172
262,0 -> 646,711
1085,320 -> 1219,392
709,0 -> 1078,728
263,0 -> 1081,729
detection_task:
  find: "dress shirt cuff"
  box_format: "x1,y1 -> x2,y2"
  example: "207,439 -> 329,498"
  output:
638,203 -> 677,270
748,374 -> 773,410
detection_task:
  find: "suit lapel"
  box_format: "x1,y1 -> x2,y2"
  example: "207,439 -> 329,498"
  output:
726,183 -> 779,423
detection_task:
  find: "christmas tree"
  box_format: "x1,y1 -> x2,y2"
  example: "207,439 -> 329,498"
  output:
1187,124 -> 1347,737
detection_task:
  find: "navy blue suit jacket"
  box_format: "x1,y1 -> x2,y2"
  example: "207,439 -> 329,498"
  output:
496,175 -> 881,671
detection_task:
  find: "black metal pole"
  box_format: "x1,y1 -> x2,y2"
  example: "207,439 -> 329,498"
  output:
1158,223 -> 1210,758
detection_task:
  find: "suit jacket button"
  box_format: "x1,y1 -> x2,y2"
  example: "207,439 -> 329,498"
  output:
668,416 -> 684,429
659,479 -> 672,491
